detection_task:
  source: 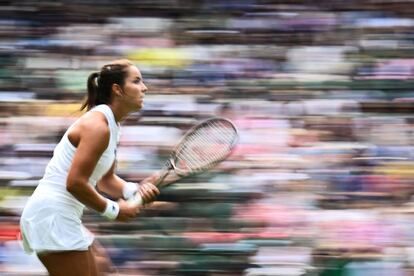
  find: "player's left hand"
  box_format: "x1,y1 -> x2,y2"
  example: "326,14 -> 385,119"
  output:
138,182 -> 159,205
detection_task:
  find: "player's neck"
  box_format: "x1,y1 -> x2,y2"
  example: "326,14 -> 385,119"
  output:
107,103 -> 127,123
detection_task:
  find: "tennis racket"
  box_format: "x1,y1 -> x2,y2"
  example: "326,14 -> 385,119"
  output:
130,117 -> 239,205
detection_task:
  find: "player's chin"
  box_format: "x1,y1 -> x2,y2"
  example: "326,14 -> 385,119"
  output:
136,102 -> 144,111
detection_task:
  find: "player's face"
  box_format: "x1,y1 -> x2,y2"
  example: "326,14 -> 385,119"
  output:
122,66 -> 148,111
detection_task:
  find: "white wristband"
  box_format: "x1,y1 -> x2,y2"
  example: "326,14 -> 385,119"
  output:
123,182 -> 139,200
102,199 -> 119,220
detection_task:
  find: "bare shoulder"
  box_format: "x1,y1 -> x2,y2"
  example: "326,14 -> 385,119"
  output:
81,111 -> 109,133
68,111 -> 110,148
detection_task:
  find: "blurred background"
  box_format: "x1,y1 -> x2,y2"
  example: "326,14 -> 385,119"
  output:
1,0 -> 414,275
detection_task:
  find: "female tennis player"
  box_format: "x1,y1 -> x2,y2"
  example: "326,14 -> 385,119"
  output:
20,59 -> 160,275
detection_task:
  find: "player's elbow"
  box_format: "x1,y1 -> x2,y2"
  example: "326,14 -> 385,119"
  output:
66,178 -> 86,196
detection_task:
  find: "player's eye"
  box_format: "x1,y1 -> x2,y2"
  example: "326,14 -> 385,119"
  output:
134,78 -> 142,84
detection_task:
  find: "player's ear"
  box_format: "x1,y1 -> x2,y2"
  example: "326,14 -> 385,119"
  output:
112,83 -> 123,97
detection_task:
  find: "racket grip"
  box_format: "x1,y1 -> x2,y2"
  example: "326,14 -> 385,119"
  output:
128,193 -> 143,206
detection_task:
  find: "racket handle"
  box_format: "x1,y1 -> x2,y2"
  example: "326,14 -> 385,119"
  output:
128,193 -> 143,206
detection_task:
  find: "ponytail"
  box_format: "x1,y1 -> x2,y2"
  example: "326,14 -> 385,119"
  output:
80,72 -> 100,111
80,59 -> 133,111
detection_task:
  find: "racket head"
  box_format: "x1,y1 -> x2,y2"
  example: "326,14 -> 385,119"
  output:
169,117 -> 238,177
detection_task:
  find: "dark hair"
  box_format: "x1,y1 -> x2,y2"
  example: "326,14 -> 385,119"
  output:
80,59 -> 133,111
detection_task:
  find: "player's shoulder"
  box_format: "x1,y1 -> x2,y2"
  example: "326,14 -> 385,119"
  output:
78,110 -> 110,137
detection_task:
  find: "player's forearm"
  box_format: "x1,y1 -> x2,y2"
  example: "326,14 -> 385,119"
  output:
97,174 -> 127,199
67,180 -> 107,213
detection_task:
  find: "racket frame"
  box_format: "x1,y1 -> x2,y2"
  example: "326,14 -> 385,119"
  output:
131,117 -> 238,204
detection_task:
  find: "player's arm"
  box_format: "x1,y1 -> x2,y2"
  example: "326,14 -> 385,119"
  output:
66,112 -> 147,221
96,161 -> 125,199
66,113 -> 113,214
97,162 -> 160,203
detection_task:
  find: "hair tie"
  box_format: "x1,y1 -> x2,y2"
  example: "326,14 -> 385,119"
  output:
95,73 -> 100,86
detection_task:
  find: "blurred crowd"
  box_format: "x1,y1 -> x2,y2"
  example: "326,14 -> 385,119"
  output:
1,0 -> 414,275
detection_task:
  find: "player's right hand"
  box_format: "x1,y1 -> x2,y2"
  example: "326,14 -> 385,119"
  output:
116,199 -> 140,221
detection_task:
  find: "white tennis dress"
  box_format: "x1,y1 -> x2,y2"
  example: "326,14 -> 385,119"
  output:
20,104 -> 120,254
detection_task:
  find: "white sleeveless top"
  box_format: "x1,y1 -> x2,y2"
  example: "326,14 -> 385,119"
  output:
20,104 -> 120,253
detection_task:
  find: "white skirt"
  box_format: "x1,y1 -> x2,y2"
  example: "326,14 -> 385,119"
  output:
20,197 -> 94,254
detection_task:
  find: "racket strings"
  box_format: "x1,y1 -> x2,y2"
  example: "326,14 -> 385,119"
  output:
208,121 -> 236,144
175,121 -> 237,172
176,133 -> 216,169
182,131 -> 224,164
